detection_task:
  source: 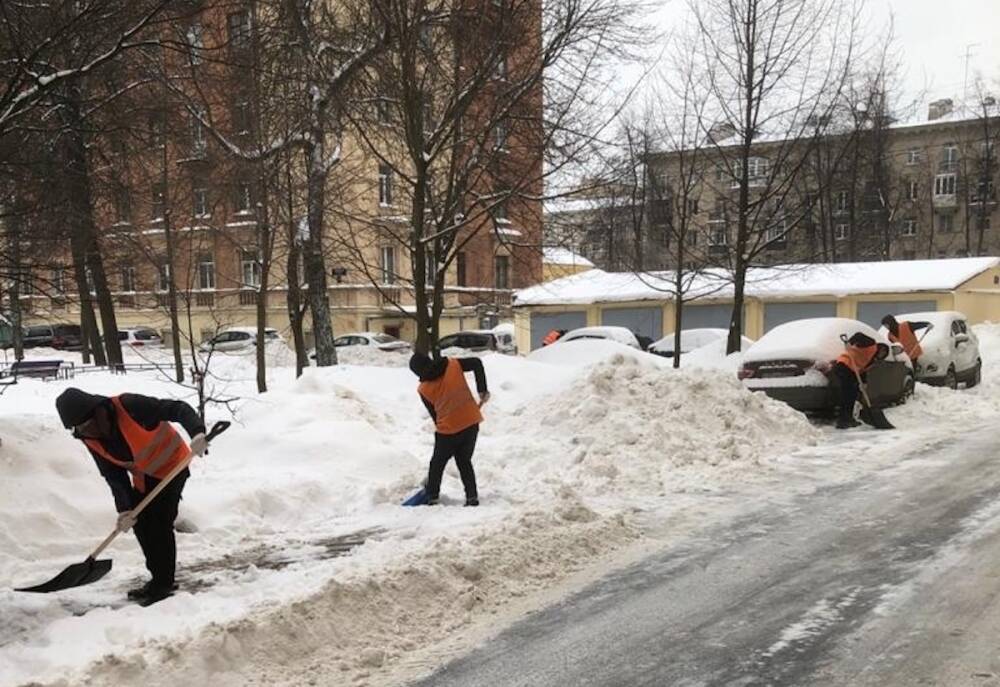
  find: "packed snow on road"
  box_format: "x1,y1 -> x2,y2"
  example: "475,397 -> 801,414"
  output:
2,324 -> 1000,687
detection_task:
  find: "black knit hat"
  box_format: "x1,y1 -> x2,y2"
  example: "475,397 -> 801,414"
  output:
408,352 -> 448,381
55,388 -> 106,428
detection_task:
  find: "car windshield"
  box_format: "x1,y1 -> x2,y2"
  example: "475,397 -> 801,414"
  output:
136,330 -> 159,340
118,331 -> 129,340
53,325 -> 80,335
264,331 -> 279,340
26,326 -> 49,337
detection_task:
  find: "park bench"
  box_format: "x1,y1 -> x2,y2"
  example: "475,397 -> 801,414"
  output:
0,360 -> 74,381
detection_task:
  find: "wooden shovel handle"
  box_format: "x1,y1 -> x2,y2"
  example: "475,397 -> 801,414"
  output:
88,420 -> 230,559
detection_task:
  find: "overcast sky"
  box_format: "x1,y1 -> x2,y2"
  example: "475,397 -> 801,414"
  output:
644,0 -> 1000,109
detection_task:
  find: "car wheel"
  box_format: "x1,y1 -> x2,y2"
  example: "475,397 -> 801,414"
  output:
945,366 -> 958,390
968,360 -> 982,388
903,374 -> 915,399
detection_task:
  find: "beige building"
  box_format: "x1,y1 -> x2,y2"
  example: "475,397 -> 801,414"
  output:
512,257 -> 1000,353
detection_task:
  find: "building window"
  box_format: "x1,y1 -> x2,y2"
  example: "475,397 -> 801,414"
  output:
941,143 -> 959,171
148,112 -> 165,148
686,198 -> 699,215
901,219 -> 917,237
494,255 -> 510,289
708,219 -> 727,246
906,148 -> 921,165
937,214 -> 954,233
974,178 -> 995,202
380,246 -> 396,284
425,252 -> 436,285
765,215 -> 787,243
934,173 -> 957,196
151,183 -> 166,220
977,215 -> 991,231
906,180 -> 919,201
495,119 -> 508,151
233,100 -> 252,136
234,180 -> 253,213
121,265 -> 136,292
114,186 -> 131,223
198,253 -> 215,290
835,190 -> 849,213
241,250 -> 261,287
228,11 -> 252,48
456,251 -> 467,287
732,157 -> 769,188
193,185 -> 209,217
835,223 -> 848,241
378,164 -> 393,206
190,109 -> 207,156
186,21 -> 204,65
52,267 -> 65,293
376,96 -> 392,124
492,196 -> 509,223
156,261 -> 171,292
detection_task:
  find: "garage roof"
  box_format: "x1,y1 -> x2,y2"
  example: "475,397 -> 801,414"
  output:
514,257 -> 1000,306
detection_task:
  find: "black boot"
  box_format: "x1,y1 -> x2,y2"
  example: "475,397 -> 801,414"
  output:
465,497 -> 479,507
127,580 -> 178,602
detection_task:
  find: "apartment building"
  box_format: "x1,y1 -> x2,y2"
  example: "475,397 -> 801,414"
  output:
17,0 -> 542,346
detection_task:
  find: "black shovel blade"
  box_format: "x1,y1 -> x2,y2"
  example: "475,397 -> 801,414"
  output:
859,406 -> 895,430
15,556 -> 112,593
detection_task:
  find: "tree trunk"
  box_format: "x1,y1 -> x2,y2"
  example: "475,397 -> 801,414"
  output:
255,212 -> 271,393
162,210 -> 184,383
305,143 -> 338,366
69,234 -> 104,366
6,219 -> 24,362
673,235 -> 684,370
286,237 -> 308,377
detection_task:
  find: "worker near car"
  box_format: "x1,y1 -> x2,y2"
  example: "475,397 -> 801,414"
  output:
881,315 -> 933,364
55,388 -> 207,605
542,329 -> 566,346
409,351 -> 489,506
831,333 -> 889,429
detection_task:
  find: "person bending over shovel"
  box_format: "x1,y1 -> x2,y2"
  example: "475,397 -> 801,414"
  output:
830,333 -> 889,430
409,352 -> 489,506
55,388 -> 207,605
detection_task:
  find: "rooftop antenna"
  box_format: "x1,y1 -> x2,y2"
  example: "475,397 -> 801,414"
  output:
962,43 -> 981,113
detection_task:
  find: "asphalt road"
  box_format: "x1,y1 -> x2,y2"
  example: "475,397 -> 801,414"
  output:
410,428 -> 1000,687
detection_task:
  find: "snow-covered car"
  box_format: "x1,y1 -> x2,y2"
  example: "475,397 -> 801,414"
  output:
333,332 -> 411,352
649,328 -> 753,358
118,327 -> 163,348
491,323 -> 517,355
881,311 -> 981,388
738,318 -> 914,411
198,327 -> 283,353
556,326 -> 641,349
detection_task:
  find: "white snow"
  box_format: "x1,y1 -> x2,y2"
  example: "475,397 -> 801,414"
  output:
742,318 -> 887,365
2,323 -> 1000,686
542,246 -> 595,267
514,257 -> 1000,306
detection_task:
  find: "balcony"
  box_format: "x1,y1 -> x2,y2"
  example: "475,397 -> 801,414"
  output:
238,290 -> 258,306
932,193 -> 958,210
156,293 -> 171,307
196,291 -> 215,307
116,294 -> 136,308
379,286 -> 401,307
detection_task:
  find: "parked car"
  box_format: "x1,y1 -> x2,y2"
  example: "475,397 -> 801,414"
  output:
649,328 -> 753,358
881,311 -> 981,388
118,327 -> 163,348
198,327 -> 283,353
23,323 -> 83,350
491,323 -> 517,355
739,317 -> 913,411
437,330 -> 501,354
334,332 -> 411,352
556,326 -> 641,349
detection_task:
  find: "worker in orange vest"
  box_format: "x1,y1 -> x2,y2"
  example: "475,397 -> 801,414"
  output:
409,351 -> 489,506
542,329 -> 566,346
56,388 -> 207,605
881,315 -> 933,366
831,333 -> 889,429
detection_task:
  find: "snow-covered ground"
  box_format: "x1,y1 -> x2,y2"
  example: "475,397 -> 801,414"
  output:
2,326 -> 1000,687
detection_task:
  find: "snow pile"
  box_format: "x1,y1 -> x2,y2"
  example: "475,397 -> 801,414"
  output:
497,352 -> 820,497
334,345 -> 410,367
527,338 -> 664,368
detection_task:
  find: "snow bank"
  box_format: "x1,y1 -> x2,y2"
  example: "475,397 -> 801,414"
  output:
527,339 -> 665,368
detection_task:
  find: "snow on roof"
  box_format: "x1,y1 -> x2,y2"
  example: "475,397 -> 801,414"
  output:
514,257 -> 1000,306
542,247 -> 595,267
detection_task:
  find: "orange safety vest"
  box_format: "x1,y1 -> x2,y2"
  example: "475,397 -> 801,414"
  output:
542,330 -> 561,346
836,343 -> 878,375
418,358 -> 483,435
84,396 -> 189,493
888,321 -> 923,360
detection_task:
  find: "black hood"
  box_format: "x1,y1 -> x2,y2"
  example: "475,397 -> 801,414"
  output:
409,352 -> 448,382
55,388 -> 107,428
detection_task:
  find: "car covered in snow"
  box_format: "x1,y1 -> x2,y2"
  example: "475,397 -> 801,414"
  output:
649,328 -> 754,358
198,327 -> 283,353
437,330 -> 505,355
739,318 -> 914,411
556,326 -> 641,349
118,327 -> 163,348
880,311 -> 981,388
333,332 -> 411,352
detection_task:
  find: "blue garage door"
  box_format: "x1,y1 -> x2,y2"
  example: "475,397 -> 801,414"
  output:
679,303 -> 738,330
764,302 -> 838,333
529,311 -> 587,350
856,300 -> 938,328
600,307 -> 663,341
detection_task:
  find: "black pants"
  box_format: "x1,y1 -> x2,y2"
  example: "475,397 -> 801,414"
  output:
132,469 -> 188,587
833,362 -> 859,423
426,424 -> 479,501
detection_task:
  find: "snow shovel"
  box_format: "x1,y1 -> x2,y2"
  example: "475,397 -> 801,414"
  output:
16,420 -> 231,594
402,487 -> 429,506
857,381 -> 894,430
